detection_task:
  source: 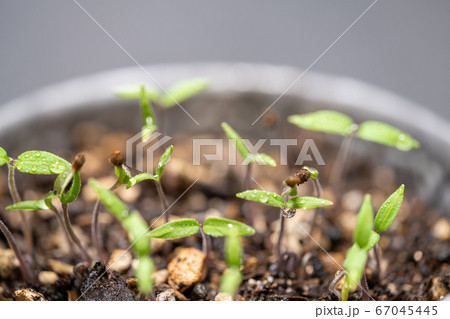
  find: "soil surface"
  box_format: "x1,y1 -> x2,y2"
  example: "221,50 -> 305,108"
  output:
0,117 -> 449,301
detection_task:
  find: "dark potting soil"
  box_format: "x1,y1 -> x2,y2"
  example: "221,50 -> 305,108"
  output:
0,118 -> 448,301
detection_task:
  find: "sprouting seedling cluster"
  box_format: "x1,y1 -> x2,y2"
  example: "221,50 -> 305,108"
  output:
331,185 -> 405,301
0,147 -> 93,283
91,146 -> 173,264
115,78 -> 209,141
147,216 -> 254,298
89,179 -> 154,295
112,145 -> 173,218
237,185 -> 332,262
288,110 -> 420,151
288,110 -> 420,188
236,189 -> 331,216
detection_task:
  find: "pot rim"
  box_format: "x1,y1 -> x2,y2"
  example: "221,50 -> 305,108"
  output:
1,62 -> 449,158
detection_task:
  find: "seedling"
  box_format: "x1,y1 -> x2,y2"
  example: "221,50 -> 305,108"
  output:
220,232 -> 243,297
90,146 -> 173,263
330,185 -> 405,300
221,122 -> 276,223
89,179 -> 154,295
147,216 -> 254,299
115,78 -> 210,140
236,188 -> 332,261
116,82 -> 178,220
3,149 -> 92,263
283,166 -> 323,233
288,110 -> 420,187
373,184 -> 405,277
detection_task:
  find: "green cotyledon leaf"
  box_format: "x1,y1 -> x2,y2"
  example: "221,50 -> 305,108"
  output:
123,211 -> 151,256
155,145 -> 173,181
159,78 -> 209,108
89,178 -> 130,220
354,194 -> 374,249
203,217 -> 255,237
286,196 -> 333,209
247,153 -> 277,167
114,84 -> 159,101
16,151 -> 70,175
236,190 -> 284,208
343,243 -> 368,292
357,121 -> 420,151
288,110 -> 356,136
362,231 -> 380,251
221,122 -> 251,160
147,219 -> 200,239
375,184 -> 405,233
0,147 -> 9,167
60,171 -> 81,204
7,199 -> 50,211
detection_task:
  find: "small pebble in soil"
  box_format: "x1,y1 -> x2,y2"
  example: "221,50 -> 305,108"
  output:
192,283 -> 208,300
387,283 -> 398,296
255,280 -> 263,290
14,289 -> 47,301
47,259 -> 73,276
268,262 -> 279,276
305,265 -> 314,276
152,269 -> 169,285
107,249 -> 132,273
247,278 -> 256,288
0,249 -> 19,278
215,292 -> 232,301
156,289 -> 177,301
432,218 -> 450,241
267,276 -> 274,284
38,271 -> 59,286
168,247 -> 206,291
413,250 -> 423,262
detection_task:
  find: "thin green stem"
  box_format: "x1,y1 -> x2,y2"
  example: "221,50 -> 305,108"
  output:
330,131 -> 356,192
310,178 -> 323,234
7,162 -> 33,257
62,203 -> 92,264
48,205 -> 76,260
242,163 -> 255,225
275,205 -> 286,262
91,179 -> 120,264
374,242 -> 382,278
0,218 -> 33,282
200,226 -> 211,268
155,181 -> 170,223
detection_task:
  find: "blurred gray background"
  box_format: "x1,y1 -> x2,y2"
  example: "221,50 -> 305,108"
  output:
0,0 -> 449,119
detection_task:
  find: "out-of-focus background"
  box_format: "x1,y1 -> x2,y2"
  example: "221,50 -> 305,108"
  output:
0,0 -> 449,118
